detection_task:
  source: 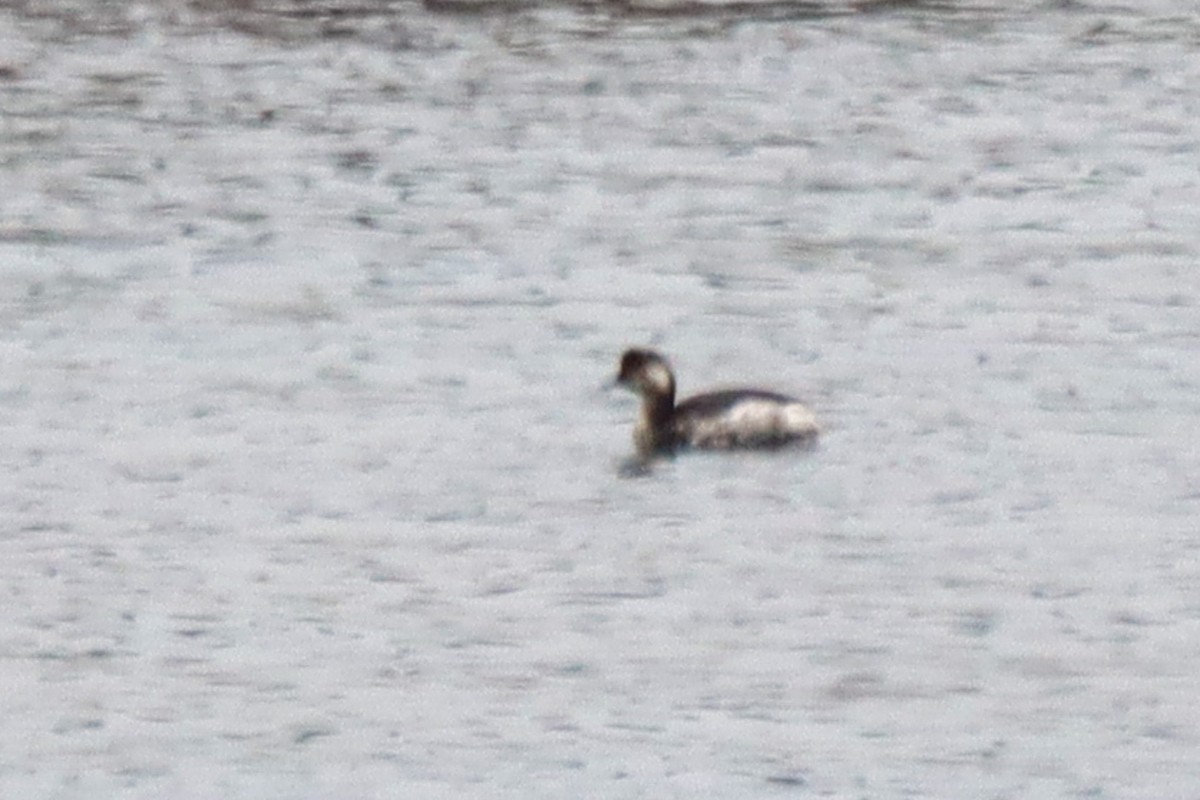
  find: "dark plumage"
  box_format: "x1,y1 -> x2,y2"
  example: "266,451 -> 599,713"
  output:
614,348 -> 819,458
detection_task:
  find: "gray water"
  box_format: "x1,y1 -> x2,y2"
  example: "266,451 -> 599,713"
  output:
2,1 -> 1199,797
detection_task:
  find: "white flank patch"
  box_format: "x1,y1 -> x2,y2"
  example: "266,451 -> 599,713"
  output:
729,399 -> 819,439
781,401 -> 820,437
684,398 -> 818,448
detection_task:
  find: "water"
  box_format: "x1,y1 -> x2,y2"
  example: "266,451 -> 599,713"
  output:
2,1 -> 1199,797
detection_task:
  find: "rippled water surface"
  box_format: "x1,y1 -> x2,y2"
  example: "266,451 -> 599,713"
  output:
2,1 -> 1199,797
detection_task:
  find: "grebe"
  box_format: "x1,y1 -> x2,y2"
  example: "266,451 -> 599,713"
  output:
614,348 -> 818,459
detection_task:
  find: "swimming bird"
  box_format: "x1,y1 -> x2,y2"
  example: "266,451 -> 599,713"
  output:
614,348 -> 818,459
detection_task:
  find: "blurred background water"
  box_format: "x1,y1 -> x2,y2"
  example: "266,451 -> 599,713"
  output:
2,1 -> 1199,797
